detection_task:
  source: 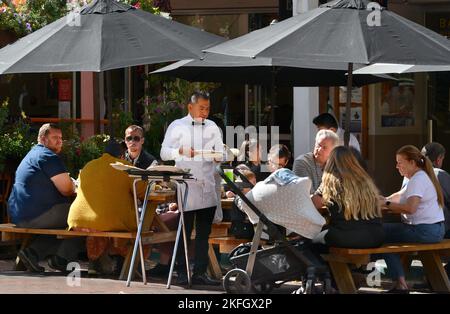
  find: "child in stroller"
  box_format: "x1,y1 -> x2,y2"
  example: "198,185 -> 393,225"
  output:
218,165 -> 332,294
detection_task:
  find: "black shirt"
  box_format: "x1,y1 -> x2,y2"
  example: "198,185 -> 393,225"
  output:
125,149 -> 156,169
325,202 -> 384,248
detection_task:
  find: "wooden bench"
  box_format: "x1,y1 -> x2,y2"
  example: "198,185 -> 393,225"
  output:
323,239 -> 450,294
0,217 -> 177,280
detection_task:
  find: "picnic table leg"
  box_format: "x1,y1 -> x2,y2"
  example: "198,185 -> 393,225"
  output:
207,244 -> 222,280
327,261 -> 357,294
119,245 -> 133,281
418,251 -> 450,293
15,235 -> 31,271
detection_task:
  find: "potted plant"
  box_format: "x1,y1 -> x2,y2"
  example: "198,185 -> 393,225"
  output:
0,99 -> 35,174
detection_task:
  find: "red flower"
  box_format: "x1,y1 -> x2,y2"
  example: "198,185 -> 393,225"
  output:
133,2 -> 141,9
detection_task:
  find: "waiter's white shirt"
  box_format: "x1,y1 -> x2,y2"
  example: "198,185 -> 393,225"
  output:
336,127 -> 361,152
160,114 -> 224,211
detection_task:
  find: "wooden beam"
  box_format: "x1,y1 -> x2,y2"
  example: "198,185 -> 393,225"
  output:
327,260 -> 357,294
419,251 -> 450,293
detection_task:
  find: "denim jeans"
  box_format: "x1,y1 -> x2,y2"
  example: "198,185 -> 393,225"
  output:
374,222 -> 445,279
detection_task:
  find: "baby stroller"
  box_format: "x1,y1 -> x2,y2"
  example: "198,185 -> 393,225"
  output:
217,165 -> 332,294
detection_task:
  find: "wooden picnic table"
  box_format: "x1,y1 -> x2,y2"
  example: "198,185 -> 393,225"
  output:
0,191 -> 177,281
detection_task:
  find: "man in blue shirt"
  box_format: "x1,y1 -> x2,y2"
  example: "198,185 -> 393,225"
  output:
8,123 -> 82,273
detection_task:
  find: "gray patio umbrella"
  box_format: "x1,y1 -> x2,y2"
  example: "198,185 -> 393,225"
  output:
0,0 -> 224,141
0,0 -> 224,73
203,0 -> 450,145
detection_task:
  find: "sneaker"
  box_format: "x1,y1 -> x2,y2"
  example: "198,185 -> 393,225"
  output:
47,255 -> 69,273
147,263 -> 170,277
176,272 -> 189,286
192,273 -> 221,286
17,248 -> 45,273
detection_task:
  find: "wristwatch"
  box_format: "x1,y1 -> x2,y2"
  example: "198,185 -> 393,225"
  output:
385,200 -> 391,207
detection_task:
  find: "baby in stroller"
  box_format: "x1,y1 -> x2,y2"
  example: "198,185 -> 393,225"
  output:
219,165 -> 332,294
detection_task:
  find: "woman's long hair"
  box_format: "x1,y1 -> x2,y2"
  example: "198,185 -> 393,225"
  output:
322,146 -> 382,221
397,145 -> 444,208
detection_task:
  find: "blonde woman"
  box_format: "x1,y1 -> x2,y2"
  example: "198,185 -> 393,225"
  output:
379,145 -> 445,293
313,146 -> 384,248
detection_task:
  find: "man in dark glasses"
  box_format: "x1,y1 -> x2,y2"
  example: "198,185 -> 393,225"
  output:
124,125 -> 156,169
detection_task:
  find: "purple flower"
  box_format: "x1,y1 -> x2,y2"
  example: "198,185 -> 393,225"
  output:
26,23 -> 32,32
155,107 -> 162,114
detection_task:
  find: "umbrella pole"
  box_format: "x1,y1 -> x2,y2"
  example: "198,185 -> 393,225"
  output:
270,67 -> 277,127
344,63 -> 353,147
106,70 -> 114,137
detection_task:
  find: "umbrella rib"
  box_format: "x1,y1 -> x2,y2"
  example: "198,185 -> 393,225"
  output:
206,8 -> 329,58
356,11 -> 369,64
391,12 -> 450,56
130,11 -> 223,60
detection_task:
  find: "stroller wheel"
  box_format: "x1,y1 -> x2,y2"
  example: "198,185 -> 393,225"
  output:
251,282 -> 274,294
223,269 -> 251,294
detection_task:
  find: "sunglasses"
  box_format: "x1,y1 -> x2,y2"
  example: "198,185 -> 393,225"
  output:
125,135 -> 141,142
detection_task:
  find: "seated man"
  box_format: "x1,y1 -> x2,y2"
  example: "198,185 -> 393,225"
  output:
293,129 -> 339,194
67,140 -> 153,275
124,125 -> 156,169
8,123 -> 82,273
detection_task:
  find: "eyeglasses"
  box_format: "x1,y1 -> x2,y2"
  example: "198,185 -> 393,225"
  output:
125,135 -> 141,142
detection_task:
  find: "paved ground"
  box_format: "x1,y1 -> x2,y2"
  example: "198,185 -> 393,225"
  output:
0,248 -> 433,294
0,259 -> 307,294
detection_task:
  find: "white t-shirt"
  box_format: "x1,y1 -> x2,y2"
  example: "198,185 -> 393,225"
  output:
400,170 -> 444,225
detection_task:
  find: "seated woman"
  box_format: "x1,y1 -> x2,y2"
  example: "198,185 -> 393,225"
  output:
67,140 -> 152,275
379,145 -> 445,293
312,146 -> 384,249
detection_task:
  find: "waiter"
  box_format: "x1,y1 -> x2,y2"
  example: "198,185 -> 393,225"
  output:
160,90 -> 223,286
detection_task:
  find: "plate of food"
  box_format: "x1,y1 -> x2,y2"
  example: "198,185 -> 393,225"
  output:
196,150 -> 223,159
